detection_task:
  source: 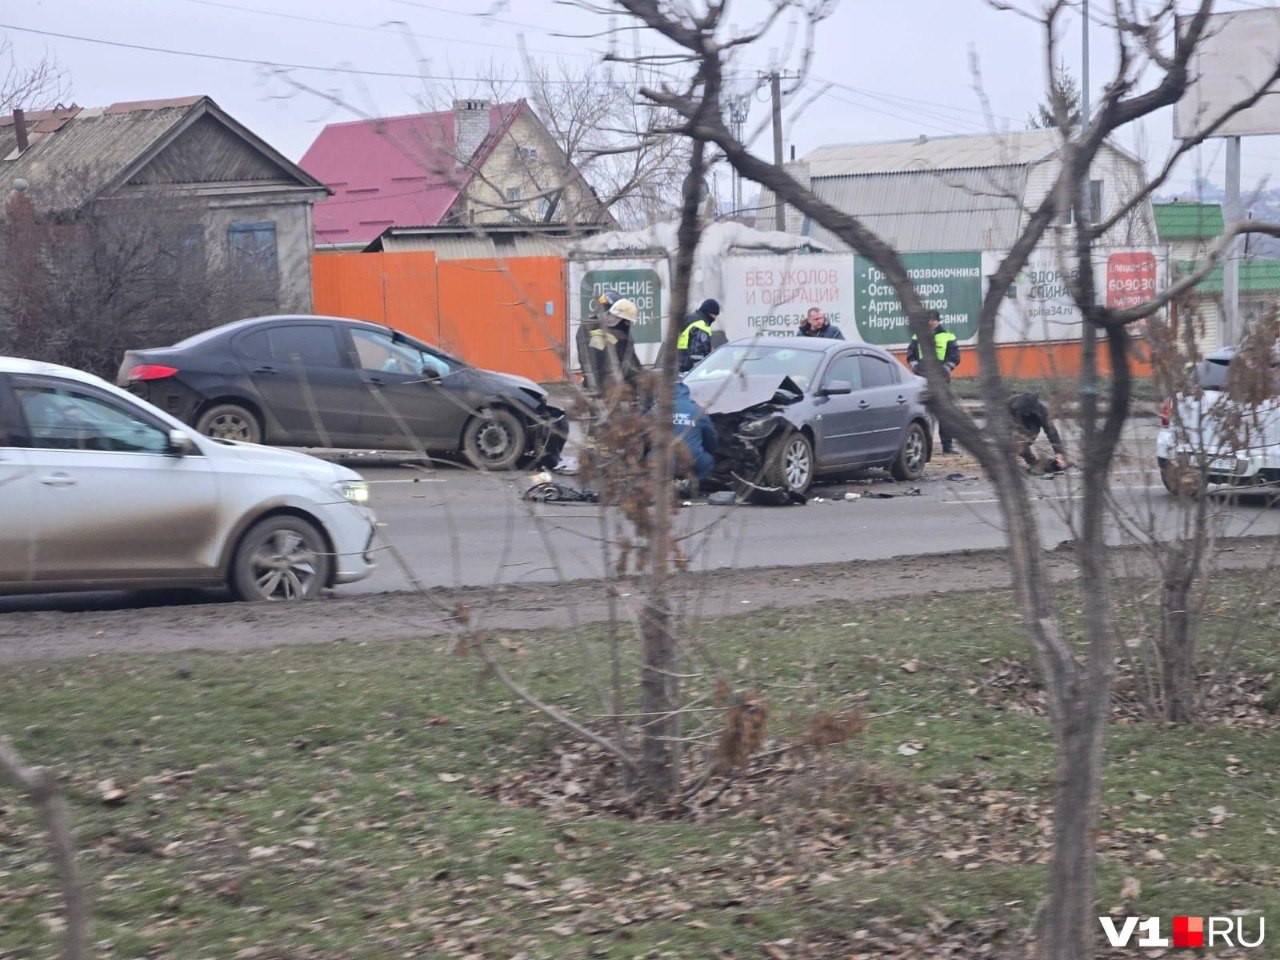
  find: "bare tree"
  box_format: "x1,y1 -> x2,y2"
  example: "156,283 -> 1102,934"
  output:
0,178 -> 273,379
587,1 -> 1280,956
523,59 -> 690,227
0,37 -> 70,113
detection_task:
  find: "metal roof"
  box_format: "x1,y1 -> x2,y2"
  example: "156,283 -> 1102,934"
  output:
0,96 -> 323,214
1175,258 -> 1280,294
1153,202 -> 1225,242
804,130 -> 1066,177
375,232 -> 572,260
806,166 -> 1029,252
301,103 -> 525,248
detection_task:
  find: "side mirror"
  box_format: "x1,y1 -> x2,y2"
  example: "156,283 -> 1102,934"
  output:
819,380 -> 853,396
168,429 -> 196,456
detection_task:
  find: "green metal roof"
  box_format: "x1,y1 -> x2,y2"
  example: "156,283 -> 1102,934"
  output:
1153,202 -> 1225,241
1174,259 -> 1280,294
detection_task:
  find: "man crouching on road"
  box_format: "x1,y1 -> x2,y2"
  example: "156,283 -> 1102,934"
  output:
672,380 -> 717,494
1008,391 -> 1067,474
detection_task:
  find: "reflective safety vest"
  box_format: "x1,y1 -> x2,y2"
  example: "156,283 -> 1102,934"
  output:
678,318 -> 714,349
912,330 -> 957,361
588,326 -> 619,351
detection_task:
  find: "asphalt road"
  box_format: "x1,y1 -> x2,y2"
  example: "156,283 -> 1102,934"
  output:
348,419 -> 1280,593
4,419 -> 1279,613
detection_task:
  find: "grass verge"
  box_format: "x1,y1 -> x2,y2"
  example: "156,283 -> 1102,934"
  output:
1,575 -> 1278,959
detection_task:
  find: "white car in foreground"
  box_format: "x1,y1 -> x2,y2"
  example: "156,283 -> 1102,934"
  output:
1156,346 -> 1280,493
0,357 -> 377,600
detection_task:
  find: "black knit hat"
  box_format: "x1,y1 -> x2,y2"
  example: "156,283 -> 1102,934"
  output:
699,298 -> 720,317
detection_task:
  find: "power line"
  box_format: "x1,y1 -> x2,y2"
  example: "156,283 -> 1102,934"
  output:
0,21 -> 622,83
1,18 -> 1026,136
181,0 -> 594,60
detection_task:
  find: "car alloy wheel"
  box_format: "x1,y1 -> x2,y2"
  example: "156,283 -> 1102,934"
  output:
783,435 -> 812,491
904,428 -> 925,473
232,516 -> 331,601
196,403 -> 262,444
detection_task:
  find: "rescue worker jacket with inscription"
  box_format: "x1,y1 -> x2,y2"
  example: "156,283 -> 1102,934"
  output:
672,381 -> 717,479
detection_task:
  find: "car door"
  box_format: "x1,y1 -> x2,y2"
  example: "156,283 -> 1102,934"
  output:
234,322 -> 365,446
345,327 -> 464,448
810,351 -> 869,466
10,375 -> 221,586
0,377 -> 35,589
856,352 -> 912,462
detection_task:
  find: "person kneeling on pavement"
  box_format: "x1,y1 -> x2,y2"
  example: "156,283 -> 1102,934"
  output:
1008,391 -> 1067,473
672,380 -> 717,493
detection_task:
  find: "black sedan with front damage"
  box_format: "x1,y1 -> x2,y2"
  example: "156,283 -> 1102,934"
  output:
683,338 -> 933,497
118,316 -> 566,470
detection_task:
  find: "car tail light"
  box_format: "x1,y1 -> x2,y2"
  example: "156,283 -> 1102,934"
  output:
128,364 -> 178,382
1160,396 -> 1172,428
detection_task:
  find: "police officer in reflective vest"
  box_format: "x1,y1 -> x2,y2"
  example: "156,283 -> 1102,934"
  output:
906,310 -> 961,454
677,299 -> 719,373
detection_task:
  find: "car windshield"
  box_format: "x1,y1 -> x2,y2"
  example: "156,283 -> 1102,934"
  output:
685,345 -> 824,391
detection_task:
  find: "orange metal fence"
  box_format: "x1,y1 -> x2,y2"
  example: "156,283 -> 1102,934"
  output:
315,251 -> 1151,385
311,252 -> 566,382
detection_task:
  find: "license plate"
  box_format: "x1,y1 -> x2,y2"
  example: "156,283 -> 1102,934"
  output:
1208,457 -> 1242,474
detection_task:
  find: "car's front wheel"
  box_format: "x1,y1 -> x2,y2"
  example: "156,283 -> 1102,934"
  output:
231,515 -> 331,601
462,407 -> 527,471
891,421 -> 928,481
197,403 -> 262,444
761,430 -> 814,495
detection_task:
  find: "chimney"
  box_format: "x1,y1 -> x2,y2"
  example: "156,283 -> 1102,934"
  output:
13,108 -> 29,154
453,99 -> 492,166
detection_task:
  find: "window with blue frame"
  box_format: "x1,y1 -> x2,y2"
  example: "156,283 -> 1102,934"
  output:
227,220 -> 279,305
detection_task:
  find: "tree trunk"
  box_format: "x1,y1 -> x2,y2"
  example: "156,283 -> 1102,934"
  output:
1043,702 -> 1106,959
638,137 -> 707,805
1161,553 -> 1196,723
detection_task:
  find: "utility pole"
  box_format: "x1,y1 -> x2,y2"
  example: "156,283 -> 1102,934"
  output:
1081,0 -> 1090,123
1224,136 -> 1243,346
762,69 -> 799,232
770,71 -> 785,230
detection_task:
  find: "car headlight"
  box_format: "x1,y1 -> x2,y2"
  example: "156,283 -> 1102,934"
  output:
737,417 -> 780,439
336,480 -> 370,506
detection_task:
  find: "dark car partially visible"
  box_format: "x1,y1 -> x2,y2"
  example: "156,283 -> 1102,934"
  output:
118,315 -> 566,470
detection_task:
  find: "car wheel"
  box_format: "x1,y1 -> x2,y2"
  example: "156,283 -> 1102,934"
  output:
762,430 -> 814,495
891,421 -> 928,481
231,515 -> 331,602
197,403 -> 262,444
463,407 -> 527,471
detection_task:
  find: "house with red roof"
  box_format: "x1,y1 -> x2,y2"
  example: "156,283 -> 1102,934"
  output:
301,99 -> 614,249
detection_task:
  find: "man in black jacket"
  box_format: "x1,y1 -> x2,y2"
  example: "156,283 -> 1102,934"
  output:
677,299 -> 719,373
906,311 -> 961,453
1008,392 -> 1067,472
797,307 -> 844,339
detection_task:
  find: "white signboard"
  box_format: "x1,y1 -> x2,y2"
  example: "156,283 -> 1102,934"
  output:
1174,9 -> 1280,139
720,254 -> 856,342
991,248 -> 1163,343
567,257 -> 671,368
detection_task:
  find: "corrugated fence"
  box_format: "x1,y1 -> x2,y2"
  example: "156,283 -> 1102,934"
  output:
312,252 -> 567,382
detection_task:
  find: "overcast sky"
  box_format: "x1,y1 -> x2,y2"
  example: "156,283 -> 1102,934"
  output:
6,0 -> 1280,197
